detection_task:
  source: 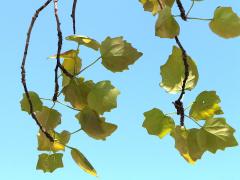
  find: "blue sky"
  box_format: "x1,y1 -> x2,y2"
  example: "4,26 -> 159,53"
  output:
1,0 -> 240,179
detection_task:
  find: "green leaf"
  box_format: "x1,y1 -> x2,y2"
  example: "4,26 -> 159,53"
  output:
139,0 -> 175,15
142,108 -> 175,138
63,78 -> 95,110
66,35 -> 100,51
198,118 -> 238,153
36,153 -> 63,173
171,126 -> 204,164
71,148 -> 97,176
160,46 -> 199,93
76,108 -> 117,140
20,91 -> 43,113
36,106 -> 61,131
38,130 -> 71,152
189,91 -> 223,121
155,6 -> 180,38
87,80 -> 120,114
100,36 -> 143,72
209,7 -> 240,38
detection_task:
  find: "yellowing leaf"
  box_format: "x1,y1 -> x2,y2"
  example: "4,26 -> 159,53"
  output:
36,106 -> 61,131
139,0 -> 175,15
142,108 -> 175,138
155,6 -> 180,38
63,78 -> 95,110
71,148 -> 97,176
20,91 -> 43,114
76,108 -> 117,140
100,36 -> 143,72
36,153 -> 63,173
160,46 -> 199,93
189,91 -> 223,121
49,49 -> 79,59
198,118 -> 238,153
87,80 -> 120,114
66,35 -> 100,51
38,130 -> 70,152
209,7 -> 240,38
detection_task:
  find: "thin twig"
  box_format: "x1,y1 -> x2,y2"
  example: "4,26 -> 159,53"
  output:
21,0 -> 54,142
176,0 -> 187,21
71,0 -> 78,34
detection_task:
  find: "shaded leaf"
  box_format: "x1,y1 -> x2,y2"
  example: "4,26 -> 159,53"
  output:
36,153 -> 63,173
209,7 -> 240,38
87,80 -> 120,114
76,107 -> 117,140
66,35 -> 100,51
71,148 -> 97,176
160,46 -> 199,93
189,91 -> 223,121
142,108 -> 175,138
36,106 -> 61,131
100,36 -> 143,72
20,91 -> 43,113
155,6 -> 180,38
63,78 -> 95,110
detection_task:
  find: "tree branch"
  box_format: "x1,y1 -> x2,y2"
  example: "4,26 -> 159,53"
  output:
176,0 -> 187,21
71,0 -> 78,34
21,0 -> 54,142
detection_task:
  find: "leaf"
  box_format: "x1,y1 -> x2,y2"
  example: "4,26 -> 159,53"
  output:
139,0 -> 175,15
87,80 -> 120,114
189,91 -> 223,121
63,78 -> 95,110
20,91 -> 43,113
100,36 -> 143,72
66,35 -> 100,51
171,126 -> 204,164
75,107 -> 117,140
38,130 -> 71,152
49,49 -> 79,59
142,108 -> 175,138
36,153 -> 63,173
155,6 -> 180,38
71,148 -> 97,176
36,106 -> 61,131
198,118 -> 238,153
209,7 -> 240,38
160,46 -> 199,93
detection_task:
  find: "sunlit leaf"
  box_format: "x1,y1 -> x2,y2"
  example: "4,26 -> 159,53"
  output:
160,46 -> 199,93
36,153 -> 63,173
71,148 -> 97,176
139,0 -> 175,15
63,78 -> 95,110
189,91 -> 223,121
142,108 -> 175,138
100,36 -> 143,72
49,49 -> 79,59
20,91 -> 43,113
76,107 -> 117,140
36,106 -> 61,131
87,80 -> 120,114
209,7 -> 240,38
198,118 -> 238,153
155,6 -> 180,38
66,35 -> 100,51
38,130 -> 70,152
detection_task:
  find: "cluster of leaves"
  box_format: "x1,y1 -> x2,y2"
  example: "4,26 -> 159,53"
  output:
139,0 -> 239,163
20,35 -> 142,175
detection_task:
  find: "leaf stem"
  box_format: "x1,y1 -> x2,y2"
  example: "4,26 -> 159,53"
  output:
186,0 -> 195,17
40,98 -> 80,111
77,56 -> 102,75
70,128 -> 83,135
184,115 -> 203,128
